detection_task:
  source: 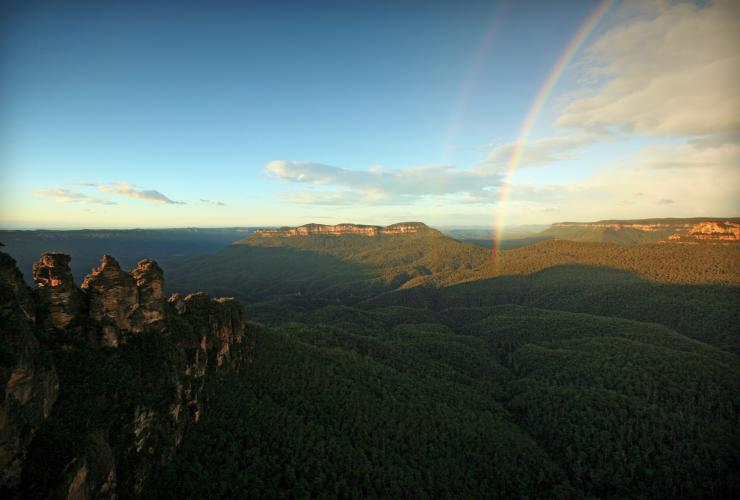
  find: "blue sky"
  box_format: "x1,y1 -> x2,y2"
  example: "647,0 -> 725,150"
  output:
1,0 -> 738,229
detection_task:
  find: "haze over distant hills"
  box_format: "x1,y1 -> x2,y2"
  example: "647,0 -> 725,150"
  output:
0,228 -> 251,284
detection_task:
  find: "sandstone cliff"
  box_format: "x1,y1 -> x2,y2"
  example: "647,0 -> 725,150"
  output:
667,221 -> 740,243
253,222 -> 439,238
551,222 -> 692,232
0,251 -> 252,499
544,218 -> 740,245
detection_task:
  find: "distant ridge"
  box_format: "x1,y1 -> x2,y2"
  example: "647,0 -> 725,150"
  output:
541,217 -> 740,245
250,222 -> 440,238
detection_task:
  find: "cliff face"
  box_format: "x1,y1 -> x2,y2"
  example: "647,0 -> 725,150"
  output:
253,222 -> 438,238
551,222 -> 691,232
667,221 -> 740,243
0,251 -> 252,499
547,219 -> 740,245
0,253 -> 59,492
33,253 -> 87,332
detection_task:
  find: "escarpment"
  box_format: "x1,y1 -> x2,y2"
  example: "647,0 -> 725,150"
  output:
547,218 -> 740,244
667,221 -> 740,243
0,251 -> 252,499
252,221 -> 439,238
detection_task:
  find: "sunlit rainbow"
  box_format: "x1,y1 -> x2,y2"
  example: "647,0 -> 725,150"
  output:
492,0 -> 613,271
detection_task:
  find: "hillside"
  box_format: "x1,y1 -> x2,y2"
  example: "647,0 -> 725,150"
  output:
168,223 -> 494,302
538,217 -> 740,245
494,239 -> 740,285
167,223 -> 740,309
366,265 -> 740,354
6,223 -> 740,498
143,302 -> 740,498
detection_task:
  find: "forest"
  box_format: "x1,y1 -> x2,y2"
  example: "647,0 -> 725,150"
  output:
144,302 -> 740,498
3,227 -> 739,498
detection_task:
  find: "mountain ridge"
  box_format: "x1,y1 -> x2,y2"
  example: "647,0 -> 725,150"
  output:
249,222 -> 439,238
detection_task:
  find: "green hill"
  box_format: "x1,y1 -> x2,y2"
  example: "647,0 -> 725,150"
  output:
168,223 -> 493,302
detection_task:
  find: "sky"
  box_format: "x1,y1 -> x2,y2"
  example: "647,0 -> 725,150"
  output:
1,0 -> 738,229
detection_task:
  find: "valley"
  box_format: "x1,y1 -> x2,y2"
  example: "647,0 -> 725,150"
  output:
2,218 -> 739,498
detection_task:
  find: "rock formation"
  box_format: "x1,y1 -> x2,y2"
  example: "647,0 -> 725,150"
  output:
667,221 -> 740,243
551,222 -> 691,232
32,253 -> 86,332
0,252 -> 59,491
131,259 -> 165,327
253,221 -> 437,237
0,251 -> 251,499
81,255 -> 139,347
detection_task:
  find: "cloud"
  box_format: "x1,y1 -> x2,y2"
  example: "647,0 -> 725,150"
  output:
501,139 -> 740,222
96,183 -> 184,205
265,160 -> 503,205
200,198 -> 227,206
34,188 -> 116,205
477,131 -> 607,173
556,0 -> 740,137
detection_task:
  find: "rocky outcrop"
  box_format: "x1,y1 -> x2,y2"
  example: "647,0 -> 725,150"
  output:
33,253 -> 86,332
174,293 -> 246,369
77,256 -> 169,347
667,221 -> 740,243
0,252 -> 252,499
0,252 -> 59,491
253,222 -> 438,237
81,256 -> 139,347
551,222 -> 691,232
131,260 -> 165,328
58,432 -> 116,500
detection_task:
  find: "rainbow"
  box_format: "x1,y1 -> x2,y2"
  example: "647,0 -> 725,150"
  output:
492,0 -> 613,270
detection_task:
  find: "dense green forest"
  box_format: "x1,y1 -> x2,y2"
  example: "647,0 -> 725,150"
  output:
144,303 -> 740,498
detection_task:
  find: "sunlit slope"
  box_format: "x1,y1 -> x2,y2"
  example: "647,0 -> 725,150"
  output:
168,226 -> 739,306
366,265 -> 740,354
495,239 -> 740,285
168,225 -> 493,301
536,217 -> 740,245
146,304 -> 740,498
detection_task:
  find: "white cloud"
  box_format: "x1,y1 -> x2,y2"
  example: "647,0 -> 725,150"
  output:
96,182 -> 184,205
477,131 -> 607,173
556,0 -> 740,137
34,188 -> 116,205
265,160 -> 503,205
503,140 -> 740,222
